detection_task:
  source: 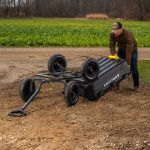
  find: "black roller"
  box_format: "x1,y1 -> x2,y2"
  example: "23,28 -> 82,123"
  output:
64,81 -> 79,106
48,54 -> 67,73
81,58 -> 99,82
19,78 -> 36,102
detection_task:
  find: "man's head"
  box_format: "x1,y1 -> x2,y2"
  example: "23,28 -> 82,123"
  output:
112,22 -> 123,37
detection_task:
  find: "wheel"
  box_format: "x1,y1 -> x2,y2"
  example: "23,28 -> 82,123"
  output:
64,81 -> 79,106
19,78 -> 36,102
48,54 -> 67,73
81,58 -> 99,82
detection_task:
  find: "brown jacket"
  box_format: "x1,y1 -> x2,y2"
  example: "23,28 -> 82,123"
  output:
109,29 -> 137,64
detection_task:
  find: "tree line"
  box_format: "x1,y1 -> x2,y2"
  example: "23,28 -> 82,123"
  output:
0,0 -> 150,20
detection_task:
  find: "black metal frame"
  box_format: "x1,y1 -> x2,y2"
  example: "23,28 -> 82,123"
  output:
8,71 -> 84,117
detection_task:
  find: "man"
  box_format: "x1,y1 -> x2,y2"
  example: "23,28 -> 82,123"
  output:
109,22 -> 139,91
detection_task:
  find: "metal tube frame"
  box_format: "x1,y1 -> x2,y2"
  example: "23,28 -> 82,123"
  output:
8,71 -> 83,117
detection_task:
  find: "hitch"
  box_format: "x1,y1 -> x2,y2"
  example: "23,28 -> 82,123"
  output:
8,82 -> 43,117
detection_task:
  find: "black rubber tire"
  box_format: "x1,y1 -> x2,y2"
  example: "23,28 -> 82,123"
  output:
48,54 -> 67,73
81,58 -> 99,82
64,81 -> 79,106
19,78 -> 36,102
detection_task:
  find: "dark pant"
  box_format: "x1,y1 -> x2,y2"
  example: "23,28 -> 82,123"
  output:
117,49 -> 139,87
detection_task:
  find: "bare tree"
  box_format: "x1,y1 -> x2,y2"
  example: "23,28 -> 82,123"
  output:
137,0 -> 144,20
0,0 -> 150,20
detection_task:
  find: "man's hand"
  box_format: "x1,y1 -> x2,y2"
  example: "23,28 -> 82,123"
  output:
108,54 -> 119,60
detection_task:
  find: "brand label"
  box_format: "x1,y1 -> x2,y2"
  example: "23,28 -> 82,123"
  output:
104,74 -> 120,87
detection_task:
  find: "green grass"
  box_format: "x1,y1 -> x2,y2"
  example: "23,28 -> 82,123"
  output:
138,60 -> 150,83
0,18 -> 150,47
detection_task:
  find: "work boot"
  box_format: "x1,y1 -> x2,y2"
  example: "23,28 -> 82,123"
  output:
134,86 -> 140,92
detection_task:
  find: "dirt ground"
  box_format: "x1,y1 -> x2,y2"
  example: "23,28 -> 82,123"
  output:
0,48 -> 150,150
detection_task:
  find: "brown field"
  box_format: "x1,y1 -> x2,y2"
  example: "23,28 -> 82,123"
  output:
0,48 -> 150,150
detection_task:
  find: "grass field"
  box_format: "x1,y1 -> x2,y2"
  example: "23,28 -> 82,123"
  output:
0,18 -> 150,47
139,60 -> 150,83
